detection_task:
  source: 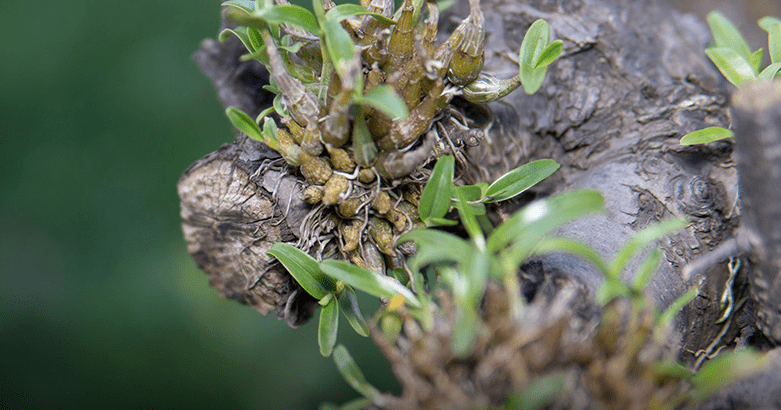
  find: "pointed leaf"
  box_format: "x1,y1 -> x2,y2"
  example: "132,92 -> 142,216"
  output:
693,349 -> 767,401
399,229 -> 473,270
318,294 -> 339,356
258,5 -> 320,35
485,159 -> 560,202
419,155 -> 454,221
706,47 -> 757,86
357,85 -> 409,120
758,62 -> 781,80
656,285 -> 698,333
226,107 -> 265,142
488,189 -> 605,253
323,18 -> 355,73
749,48 -> 764,74
219,27 -> 253,52
759,17 -> 781,63
450,308 -> 479,358
533,237 -> 610,277
423,217 -> 459,227
267,243 -> 336,299
609,218 -> 686,279
339,286 -> 369,337
519,19 -> 551,94
453,183 -> 483,245
319,260 -> 420,307
707,11 -> 753,63
326,4 -> 396,25
631,248 -> 662,292
535,40 -> 563,69
333,345 -> 381,399
679,126 -> 734,145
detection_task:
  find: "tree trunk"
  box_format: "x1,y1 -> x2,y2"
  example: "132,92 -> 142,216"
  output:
178,0 -> 780,406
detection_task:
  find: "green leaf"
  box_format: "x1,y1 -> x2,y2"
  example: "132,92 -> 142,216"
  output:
453,183 -> 483,245
488,189 -> 605,254
759,17 -> 781,63
419,155 -> 454,222
705,47 -> 757,86
312,0 -> 326,24
453,185 -> 486,216
351,106 -> 378,167
534,40 -> 563,69
261,116 -> 279,150
322,18 -> 356,73
679,126 -> 734,145
485,159 -> 560,202
273,92 -> 289,116
595,279 -> 631,305
259,5 -> 320,35
326,3 -> 396,26
693,349 -> 767,401
758,62 -> 781,80
656,285 -> 698,333
356,85 -> 409,120
399,229 -> 473,272
707,11 -> 753,63
503,373 -> 564,410
749,48 -> 764,74
333,345 -> 381,399
533,237 -> 610,277
226,107 -> 265,142
450,308 -> 479,358
319,260 -> 420,307
339,286 -> 369,337
219,27 -> 253,52
267,243 -> 336,299
255,106 -> 275,124
519,19 -> 552,94
424,217 -> 459,227
631,248 -> 662,292
247,27 -> 264,52
609,218 -> 686,280
318,294 -> 339,356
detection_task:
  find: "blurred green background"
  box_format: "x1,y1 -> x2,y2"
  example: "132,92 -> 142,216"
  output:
0,1 -> 396,408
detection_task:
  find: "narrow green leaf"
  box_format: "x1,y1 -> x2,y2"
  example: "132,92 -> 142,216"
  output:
450,308 -> 479,358
424,217 -> 459,227
749,48 -> 764,74
653,360 -> 692,380
453,183 -> 483,245
609,218 -> 686,280
323,18 -> 355,73
454,185 -> 487,216
707,11 -> 753,63
533,237 -> 610,277
247,27 -> 264,52
267,243 -> 336,299
356,85 -> 409,120
534,40 -> 563,69
679,126 -> 734,145
219,27 -> 253,53
255,106 -> 275,123
326,3 -> 396,26
693,349 -> 767,401
351,106 -> 378,167
485,159 -> 560,202
333,345 -> 381,399
656,285 -> 698,333
224,4 -> 261,28
503,373 -> 564,410
758,62 -> 781,80
339,286 -> 369,337
221,0 -> 254,10
759,17 -> 781,63
258,5 -> 320,35
312,0 -> 326,24
419,155 -> 454,222
319,260 -> 420,307
488,189 -> 605,253
261,116 -> 279,150
399,229 -> 473,270
595,279 -> 632,305
631,248 -> 662,292
705,47 -> 757,86
318,295 -> 339,356
226,107 -> 265,142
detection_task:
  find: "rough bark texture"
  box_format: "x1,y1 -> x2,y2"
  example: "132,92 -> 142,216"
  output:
179,0 -> 781,406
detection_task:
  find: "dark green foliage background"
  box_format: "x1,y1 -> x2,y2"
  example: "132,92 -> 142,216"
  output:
0,1 -> 394,408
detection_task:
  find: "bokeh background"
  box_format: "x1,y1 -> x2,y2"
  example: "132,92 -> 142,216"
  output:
1,0 -> 778,409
